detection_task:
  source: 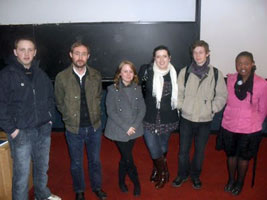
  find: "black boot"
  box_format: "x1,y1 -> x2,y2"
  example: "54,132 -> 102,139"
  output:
127,162 -> 141,196
119,160 -> 128,193
153,156 -> 167,189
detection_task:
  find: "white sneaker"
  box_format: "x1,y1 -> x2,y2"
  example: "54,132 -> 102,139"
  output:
46,194 -> 62,200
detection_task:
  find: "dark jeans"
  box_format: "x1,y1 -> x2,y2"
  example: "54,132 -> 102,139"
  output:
178,117 -> 211,179
144,129 -> 171,159
8,123 -> 52,200
65,126 -> 103,192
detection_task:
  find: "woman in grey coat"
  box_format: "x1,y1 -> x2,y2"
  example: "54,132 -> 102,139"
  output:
104,60 -> 146,196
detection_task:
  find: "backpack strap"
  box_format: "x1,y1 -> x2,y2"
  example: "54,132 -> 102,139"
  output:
184,66 -> 190,87
213,67 -> 218,97
184,66 -> 218,97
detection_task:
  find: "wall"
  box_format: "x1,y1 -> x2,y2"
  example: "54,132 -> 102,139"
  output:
0,22 -> 200,79
201,0 -> 267,77
1,0 -> 266,77
0,0 -> 196,24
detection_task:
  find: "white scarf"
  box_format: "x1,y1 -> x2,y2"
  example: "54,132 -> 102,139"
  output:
152,62 -> 178,110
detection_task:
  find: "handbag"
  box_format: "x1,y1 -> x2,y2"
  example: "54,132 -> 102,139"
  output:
215,128 -> 224,151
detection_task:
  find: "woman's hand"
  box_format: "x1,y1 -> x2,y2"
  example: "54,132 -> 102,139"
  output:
127,127 -> 136,136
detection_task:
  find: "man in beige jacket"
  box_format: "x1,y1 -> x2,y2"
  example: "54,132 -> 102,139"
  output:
172,40 -> 227,189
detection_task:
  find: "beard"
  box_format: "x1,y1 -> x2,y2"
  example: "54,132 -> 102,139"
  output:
73,60 -> 87,69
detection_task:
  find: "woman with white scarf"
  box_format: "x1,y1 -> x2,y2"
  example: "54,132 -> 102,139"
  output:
140,45 -> 179,189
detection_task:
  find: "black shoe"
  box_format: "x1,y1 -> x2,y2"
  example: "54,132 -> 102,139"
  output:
231,183 -> 243,196
93,189 -> 107,200
192,178 -> 202,189
76,192 -> 85,200
133,184 -> 141,197
224,180 -> 235,192
119,183 -> 128,193
172,176 -> 188,187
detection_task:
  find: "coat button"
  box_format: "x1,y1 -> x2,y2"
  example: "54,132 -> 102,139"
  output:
119,108 -> 122,112
118,99 -> 120,102
136,97 -> 138,100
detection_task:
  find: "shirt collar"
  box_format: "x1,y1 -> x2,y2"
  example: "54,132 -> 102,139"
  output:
72,66 -> 87,81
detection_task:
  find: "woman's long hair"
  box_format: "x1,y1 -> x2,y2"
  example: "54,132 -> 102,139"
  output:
114,60 -> 139,89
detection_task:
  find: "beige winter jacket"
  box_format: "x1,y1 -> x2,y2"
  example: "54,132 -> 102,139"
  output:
178,65 -> 227,122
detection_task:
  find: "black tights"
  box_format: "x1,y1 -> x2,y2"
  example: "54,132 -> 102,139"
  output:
227,156 -> 249,185
115,140 -> 135,166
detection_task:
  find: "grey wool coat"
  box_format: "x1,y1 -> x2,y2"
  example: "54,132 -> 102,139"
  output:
104,82 -> 146,142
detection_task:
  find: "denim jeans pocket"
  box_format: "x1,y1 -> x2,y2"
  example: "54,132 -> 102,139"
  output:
41,122 -> 52,136
12,129 -> 26,145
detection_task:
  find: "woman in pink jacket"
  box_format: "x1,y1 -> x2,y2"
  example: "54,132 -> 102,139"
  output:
220,51 -> 267,195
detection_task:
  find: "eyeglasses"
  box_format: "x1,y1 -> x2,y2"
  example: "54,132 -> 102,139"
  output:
73,51 -> 88,57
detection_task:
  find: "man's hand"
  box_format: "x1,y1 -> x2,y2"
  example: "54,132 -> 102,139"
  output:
11,129 -> 20,139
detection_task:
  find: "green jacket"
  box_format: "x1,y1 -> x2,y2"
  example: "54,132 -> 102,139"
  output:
54,65 -> 102,133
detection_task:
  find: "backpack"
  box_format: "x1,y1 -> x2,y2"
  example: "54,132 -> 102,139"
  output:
138,64 -> 153,97
184,66 -> 218,97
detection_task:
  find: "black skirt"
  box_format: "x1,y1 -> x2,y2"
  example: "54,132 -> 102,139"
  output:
217,128 -> 263,160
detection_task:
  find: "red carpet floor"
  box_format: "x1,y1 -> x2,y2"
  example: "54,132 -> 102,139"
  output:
30,132 -> 267,200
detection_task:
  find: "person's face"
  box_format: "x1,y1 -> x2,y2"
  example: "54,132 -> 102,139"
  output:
69,45 -> 89,69
120,64 -> 134,85
13,40 -> 36,68
193,46 -> 209,66
236,56 -> 254,80
154,49 -> 170,70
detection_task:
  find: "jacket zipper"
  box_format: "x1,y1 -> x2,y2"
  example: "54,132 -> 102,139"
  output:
32,86 -> 38,125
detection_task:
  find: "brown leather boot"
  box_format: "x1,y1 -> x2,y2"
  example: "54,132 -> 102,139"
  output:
164,153 -> 169,182
150,164 -> 159,182
154,156 -> 167,189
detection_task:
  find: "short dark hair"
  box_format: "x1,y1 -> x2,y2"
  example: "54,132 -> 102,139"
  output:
70,41 -> 90,54
191,40 -> 210,54
235,51 -> 254,63
153,45 -> 171,57
14,36 -> 36,49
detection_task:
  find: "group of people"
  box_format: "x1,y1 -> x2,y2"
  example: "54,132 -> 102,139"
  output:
0,37 -> 266,200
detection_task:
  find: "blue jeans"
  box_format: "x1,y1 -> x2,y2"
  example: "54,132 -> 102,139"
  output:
8,123 -> 52,200
143,129 -> 171,159
178,117 -> 211,179
65,126 -> 103,192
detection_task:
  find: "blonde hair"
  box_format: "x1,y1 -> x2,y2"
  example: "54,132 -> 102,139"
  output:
114,60 -> 139,89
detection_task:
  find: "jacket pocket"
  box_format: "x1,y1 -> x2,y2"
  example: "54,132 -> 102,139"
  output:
199,99 -> 213,120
